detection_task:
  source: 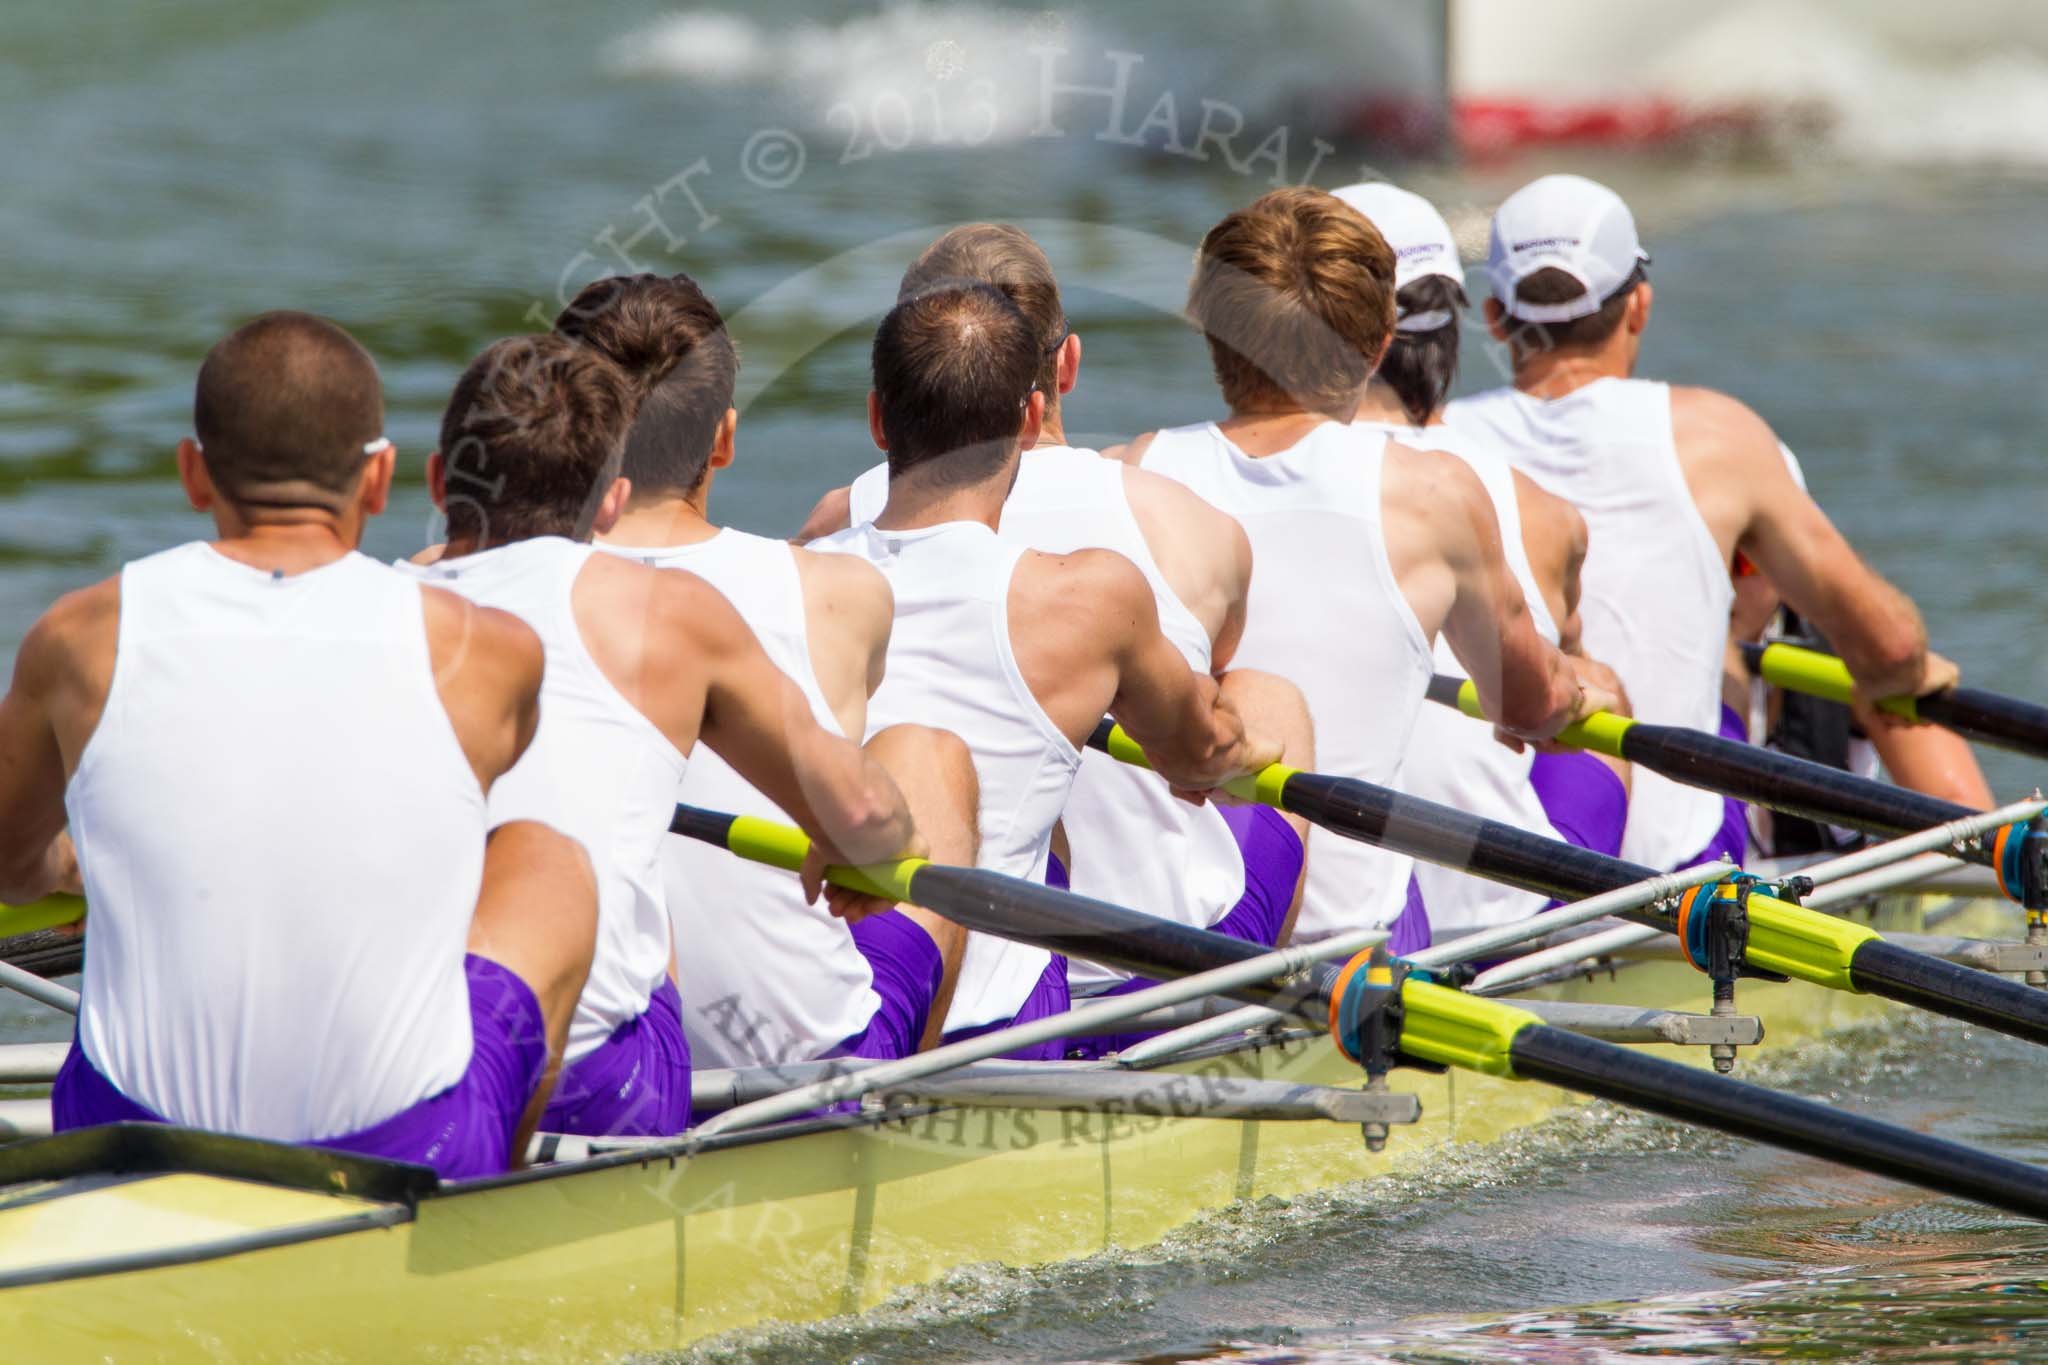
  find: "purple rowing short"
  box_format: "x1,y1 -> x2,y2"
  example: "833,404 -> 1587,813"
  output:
1063,803 -> 1305,1060
832,910 -> 944,1060
941,953 -> 1072,1061
1387,873 -> 1431,956
1673,704 -> 1751,871
1529,749 -> 1629,858
541,977 -> 692,1137
52,954 -> 546,1181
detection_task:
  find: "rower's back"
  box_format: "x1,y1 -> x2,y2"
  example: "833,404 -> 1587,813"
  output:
1448,377 -> 1730,869
850,447 -> 1252,980
1141,420 -> 1431,945
610,528 -> 882,1065
813,516 -> 1076,1033
71,544 -> 485,1140
404,536 -> 688,1064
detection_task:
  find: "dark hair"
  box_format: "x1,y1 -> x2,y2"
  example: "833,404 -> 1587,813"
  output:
192,311 -> 384,510
1500,263 -> 1646,359
899,224 -> 1067,398
553,273 -> 738,499
1378,276 -> 1468,425
872,282 -> 1038,485
1186,187 -> 1398,420
437,334 -> 637,543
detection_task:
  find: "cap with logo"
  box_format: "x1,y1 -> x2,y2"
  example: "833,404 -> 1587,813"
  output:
1486,173 -> 1650,323
1330,181 -> 1462,333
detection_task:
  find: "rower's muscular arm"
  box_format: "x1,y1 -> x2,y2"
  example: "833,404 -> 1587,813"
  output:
1015,549 -> 1277,791
1120,464 -> 1252,667
792,547 -> 893,740
654,569 -> 917,869
1386,444 -> 1586,739
0,580 -> 117,901
1511,470 -> 1585,652
1673,387 -> 1936,702
420,587 -> 545,790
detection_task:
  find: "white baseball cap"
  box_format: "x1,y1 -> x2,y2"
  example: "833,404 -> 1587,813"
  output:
1486,174 -> 1650,323
1330,181 -> 1462,333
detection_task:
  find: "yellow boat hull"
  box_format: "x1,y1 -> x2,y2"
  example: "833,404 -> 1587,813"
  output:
0,896 -> 2014,1363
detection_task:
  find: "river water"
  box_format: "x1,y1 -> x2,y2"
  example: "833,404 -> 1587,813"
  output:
6,3 -> 2048,1361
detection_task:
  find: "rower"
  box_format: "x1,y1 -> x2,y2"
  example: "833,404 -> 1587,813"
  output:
1112,187 -> 1612,951
798,223 -> 1315,1009
0,312 -> 598,1177
404,333 -> 924,1134
1446,173 -> 1958,872
1333,181 -> 1633,942
554,272 -> 980,1064
1723,456 -> 1991,856
810,282 -> 1279,1055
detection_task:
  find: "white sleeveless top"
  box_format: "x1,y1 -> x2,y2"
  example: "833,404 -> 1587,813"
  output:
1141,422 -> 1434,942
68,544 -> 483,1140
810,519 -> 1080,1031
399,537 -> 688,1060
600,529 -> 881,1066
1359,420 -> 1566,938
1446,379 -> 1733,869
851,450 -> 1247,992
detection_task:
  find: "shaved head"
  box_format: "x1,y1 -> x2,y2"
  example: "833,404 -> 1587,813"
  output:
192,312 -> 385,510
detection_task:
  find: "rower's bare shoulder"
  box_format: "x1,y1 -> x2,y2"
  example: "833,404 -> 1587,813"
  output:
792,544 -> 893,642
1019,546 -> 1152,625
1099,432 -> 1158,466
418,585 -> 542,693
14,576 -> 121,697
1382,440 -> 1489,518
1669,386 -> 1783,469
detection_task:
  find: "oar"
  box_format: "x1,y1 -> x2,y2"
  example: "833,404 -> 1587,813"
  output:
0,897 -> 83,939
1423,674 -> 1984,855
1088,722 -> 2048,1047
1740,639 -> 2048,762
668,803 -> 2048,1221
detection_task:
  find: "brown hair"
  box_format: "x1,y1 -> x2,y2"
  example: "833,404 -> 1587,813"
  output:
1378,276 -> 1468,425
1186,187 -> 1397,420
192,311 -> 384,510
554,273 -> 739,498
899,224 -> 1066,398
872,282 -> 1038,486
1499,264 -> 1646,360
436,335 -> 637,543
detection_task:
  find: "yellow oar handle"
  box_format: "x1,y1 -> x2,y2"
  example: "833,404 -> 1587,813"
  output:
0,896 -> 85,938
1394,979 -> 1539,1077
1744,893 -> 1878,993
1445,678 -> 1634,759
1094,722 -> 1299,806
1751,642 -> 1918,721
719,814 -> 927,903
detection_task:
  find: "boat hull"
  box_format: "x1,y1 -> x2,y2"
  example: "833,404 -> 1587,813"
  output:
0,895 -> 2014,1363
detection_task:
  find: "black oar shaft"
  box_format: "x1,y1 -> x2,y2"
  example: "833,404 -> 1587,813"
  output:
1510,1026 -> 2048,1218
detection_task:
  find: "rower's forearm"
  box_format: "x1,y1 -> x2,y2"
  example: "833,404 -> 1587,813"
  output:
1491,649 -> 1580,740
825,756 -> 920,865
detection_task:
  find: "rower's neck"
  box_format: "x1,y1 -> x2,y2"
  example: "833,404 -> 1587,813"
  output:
600,493 -> 718,550
208,516 -> 358,576
1351,382 -> 1437,430
874,466 -> 1010,533
1214,404 -> 1342,456
1033,401 -> 1067,450
1512,348 -> 1630,401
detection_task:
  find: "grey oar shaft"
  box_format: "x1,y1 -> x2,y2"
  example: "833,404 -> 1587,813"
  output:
1471,922 -> 1664,993
0,956 -> 77,1015
1804,851 -> 1963,910
691,926 -> 1385,1138
1119,863 -> 1733,1066
1796,795 -> 2045,888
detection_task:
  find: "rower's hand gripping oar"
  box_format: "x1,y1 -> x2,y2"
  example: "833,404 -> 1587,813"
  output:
1087,721 -> 2048,1049
669,801 -> 2048,1222
1741,638 -> 2048,762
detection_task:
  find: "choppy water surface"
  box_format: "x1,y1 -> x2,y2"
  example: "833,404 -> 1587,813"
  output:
7,4 -> 2048,1361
